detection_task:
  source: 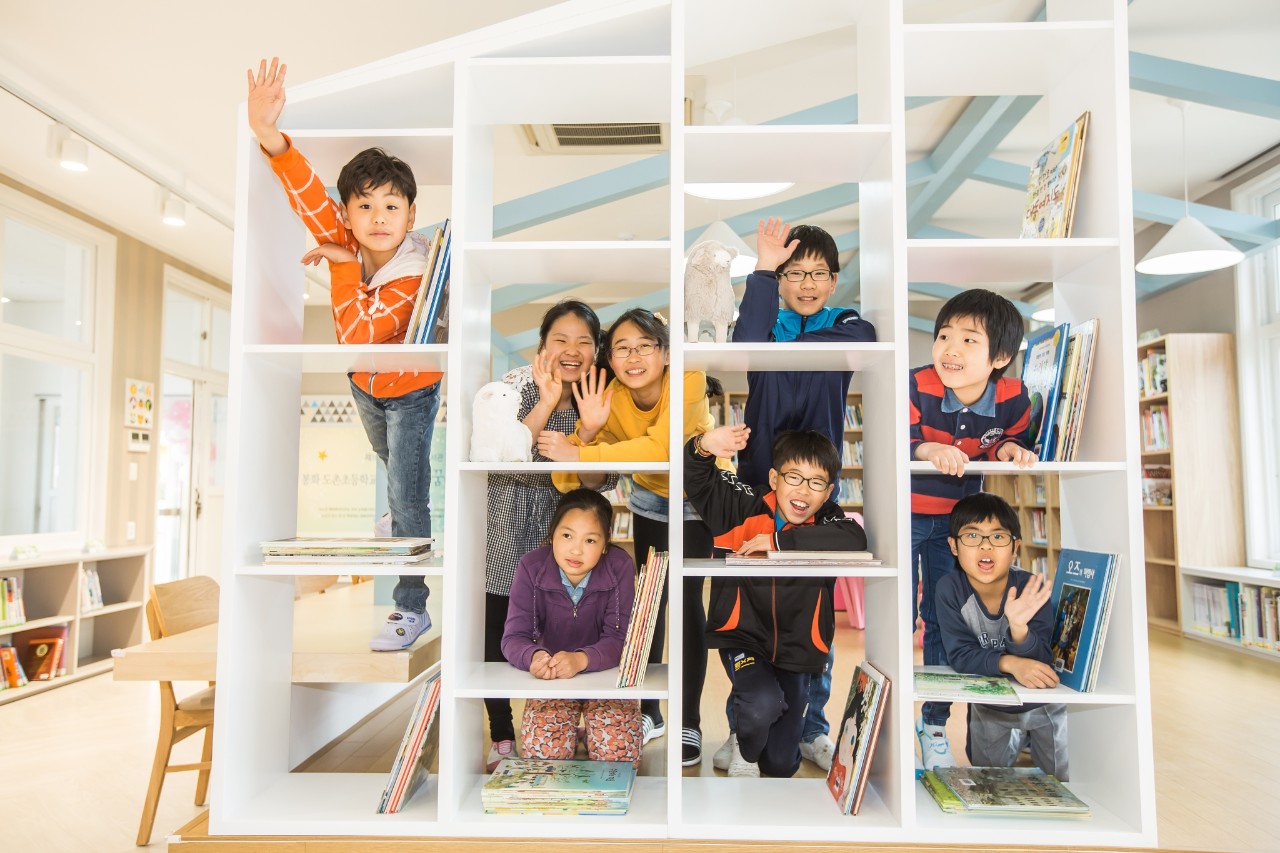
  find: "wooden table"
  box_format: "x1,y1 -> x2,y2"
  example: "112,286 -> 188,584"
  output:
112,579 -> 441,683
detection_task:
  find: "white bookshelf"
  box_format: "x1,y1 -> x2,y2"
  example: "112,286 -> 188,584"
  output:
215,0 -> 1155,845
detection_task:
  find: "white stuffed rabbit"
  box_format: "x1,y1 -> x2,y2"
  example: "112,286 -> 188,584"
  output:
684,239 -> 737,343
469,381 -> 532,462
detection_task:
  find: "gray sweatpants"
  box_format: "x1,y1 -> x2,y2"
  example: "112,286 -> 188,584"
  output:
966,702 -> 1069,781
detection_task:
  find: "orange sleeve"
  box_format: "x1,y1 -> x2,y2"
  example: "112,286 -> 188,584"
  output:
265,134 -> 356,253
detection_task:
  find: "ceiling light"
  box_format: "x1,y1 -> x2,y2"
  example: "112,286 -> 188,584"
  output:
0,297 -> 9,304
1136,101 -> 1244,276
162,194 -> 187,227
303,292 -> 311,300
685,182 -> 795,201
48,123 -> 88,172
1032,307 -> 1055,323
688,220 -> 756,278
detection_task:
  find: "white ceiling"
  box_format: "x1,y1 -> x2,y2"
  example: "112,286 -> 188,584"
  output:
0,0 -> 1277,315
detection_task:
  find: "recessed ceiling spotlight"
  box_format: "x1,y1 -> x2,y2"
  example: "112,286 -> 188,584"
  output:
162,193 -> 187,227
48,123 -> 88,172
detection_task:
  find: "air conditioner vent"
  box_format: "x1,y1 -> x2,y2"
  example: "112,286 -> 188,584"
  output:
521,123 -> 669,153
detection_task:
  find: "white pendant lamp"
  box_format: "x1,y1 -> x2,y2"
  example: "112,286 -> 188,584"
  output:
1136,101 -> 1244,276
688,220 -> 757,278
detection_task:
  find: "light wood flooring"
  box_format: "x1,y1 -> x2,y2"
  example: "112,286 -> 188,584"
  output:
1,622 -> 1276,852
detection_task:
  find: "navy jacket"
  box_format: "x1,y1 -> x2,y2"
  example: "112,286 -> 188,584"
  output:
732,270 -> 877,489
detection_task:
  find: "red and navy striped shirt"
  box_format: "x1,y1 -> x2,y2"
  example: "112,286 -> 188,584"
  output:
909,365 -> 1031,515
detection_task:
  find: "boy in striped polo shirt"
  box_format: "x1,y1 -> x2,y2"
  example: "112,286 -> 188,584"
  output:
248,59 -> 441,651
909,289 -> 1036,768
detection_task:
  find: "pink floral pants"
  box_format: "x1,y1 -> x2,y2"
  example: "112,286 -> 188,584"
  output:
520,698 -> 643,768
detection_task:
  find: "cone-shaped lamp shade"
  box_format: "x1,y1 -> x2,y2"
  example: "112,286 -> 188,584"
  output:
688,220 -> 757,278
1135,216 -> 1244,275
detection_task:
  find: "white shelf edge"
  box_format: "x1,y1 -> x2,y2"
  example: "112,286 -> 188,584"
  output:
286,128 -> 454,138
903,21 -> 1114,34
909,461 -> 1126,474
79,601 -> 143,619
239,562 -> 446,578
452,662 -> 669,700
0,613 -> 75,636
1178,564 -> 1280,588
913,666 -> 1135,706
682,559 -> 897,579
465,55 -> 673,66
463,240 -> 672,252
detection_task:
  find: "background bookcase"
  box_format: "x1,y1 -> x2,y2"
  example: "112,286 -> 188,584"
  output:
214,0 -> 1157,845
0,546 -> 149,706
982,473 -> 1061,577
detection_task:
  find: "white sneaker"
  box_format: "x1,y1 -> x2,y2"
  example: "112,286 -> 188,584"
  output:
486,739 -> 516,773
916,717 -> 956,771
369,610 -> 431,651
641,713 -> 666,745
800,733 -> 836,772
727,736 -> 761,778
711,733 -> 736,771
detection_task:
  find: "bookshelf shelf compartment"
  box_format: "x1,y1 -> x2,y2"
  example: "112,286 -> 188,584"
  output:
912,782 -> 1140,842
465,241 -> 672,285
685,124 -> 892,184
283,129 -> 453,186
680,777 -> 898,839
454,774 -> 668,836
685,342 -> 895,373
453,662 -> 668,700
79,600 -> 143,619
223,772 -> 440,835
243,344 -> 448,374
464,56 -> 672,125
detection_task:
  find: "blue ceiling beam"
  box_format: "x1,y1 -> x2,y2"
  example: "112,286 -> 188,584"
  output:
762,95 -> 945,125
492,283 -> 583,312
493,156 -> 669,238
909,282 -> 1037,317
1130,53 -> 1280,121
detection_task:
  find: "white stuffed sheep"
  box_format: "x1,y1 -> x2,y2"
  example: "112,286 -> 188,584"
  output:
469,381 -> 532,462
684,239 -> 737,343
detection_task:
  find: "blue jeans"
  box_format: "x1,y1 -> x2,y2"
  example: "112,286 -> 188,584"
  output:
350,378 -> 441,614
912,512 -> 956,726
725,641 -> 833,742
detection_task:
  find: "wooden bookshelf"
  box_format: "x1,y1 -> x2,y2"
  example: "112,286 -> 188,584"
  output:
982,473 -> 1061,578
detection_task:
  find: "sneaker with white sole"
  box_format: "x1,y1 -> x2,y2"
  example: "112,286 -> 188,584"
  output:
681,727 -> 702,766
369,610 -> 431,651
711,733 -> 736,771
486,739 -> 516,773
727,736 -> 761,778
641,713 -> 666,745
916,717 -> 956,771
800,733 -> 836,772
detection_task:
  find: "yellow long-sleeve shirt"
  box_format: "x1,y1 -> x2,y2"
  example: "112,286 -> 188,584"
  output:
554,370 -> 713,497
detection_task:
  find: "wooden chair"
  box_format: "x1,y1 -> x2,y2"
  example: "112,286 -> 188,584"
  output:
136,575 -> 219,846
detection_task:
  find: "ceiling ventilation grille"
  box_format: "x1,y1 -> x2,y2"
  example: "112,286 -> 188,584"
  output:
521,123 -> 668,153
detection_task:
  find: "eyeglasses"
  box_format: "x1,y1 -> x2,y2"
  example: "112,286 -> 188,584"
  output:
610,342 -> 659,359
956,531 -> 1015,548
778,470 -> 831,492
780,269 -> 832,283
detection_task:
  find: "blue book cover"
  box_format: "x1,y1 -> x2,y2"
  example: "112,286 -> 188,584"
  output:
1019,322 -> 1070,461
1049,548 -> 1119,692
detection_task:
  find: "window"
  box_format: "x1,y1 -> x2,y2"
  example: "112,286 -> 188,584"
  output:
0,184 -> 115,550
1231,170 -> 1280,569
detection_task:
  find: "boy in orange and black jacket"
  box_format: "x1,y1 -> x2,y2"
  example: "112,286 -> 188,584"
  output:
684,426 -> 866,777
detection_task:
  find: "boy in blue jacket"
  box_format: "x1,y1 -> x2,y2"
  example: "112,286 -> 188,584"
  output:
719,218 -> 876,772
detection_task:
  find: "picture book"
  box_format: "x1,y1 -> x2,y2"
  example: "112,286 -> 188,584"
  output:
482,758 -> 636,815
1020,111 -> 1090,239
378,667 -> 442,814
82,565 -> 104,612
0,645 -> 28,689
1020,322 -> 1070,460
616,547 -> 669,688
1053,319 -> 1099,461
912,669 -> 1021,705
1049,548 -> 1120,692
260,536 -> 432,556
1,575 -> 25,627
932,767 -> 1089,814
403,225 -> 444,341
920,770 -> 968,814
22,636 -> 63,682
827,661 -> 891,815
1141,464 -> 1172,506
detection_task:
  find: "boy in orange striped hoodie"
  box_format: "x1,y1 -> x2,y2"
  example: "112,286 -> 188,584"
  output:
248,58 -> 441,651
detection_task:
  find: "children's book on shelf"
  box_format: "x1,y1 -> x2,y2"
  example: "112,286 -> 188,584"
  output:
1141,464 -> 1172,506
912,669 -> 1021,705
1020,322 -> 1070,460
82,566 -> 104,612
404,224 -> 444,341
1138,350 -> 1168,398
844,401 -> 863,430
378,667 -> 442,814
723,550 -> 879,568
482,758 -> 636,816
1029,508 -> 1048,545
0,645 -> 28,688
1020,111 -> 1090,239
1141,404 -> 1170,452
407,219 -> 452,345
1049,549 -> 1120,692
1238,585 -> 1279,648
826,660 -> 890,816
616,547 -> 668,688
610,510 -> 632,542
263,552 -> 436,566
20,635 -> 64,682
1053,319 -> 1099,461
932,767 -> 1089,815
1,575 -> 25,627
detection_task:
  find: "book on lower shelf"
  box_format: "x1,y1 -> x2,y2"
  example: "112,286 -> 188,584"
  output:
913,670 -> 1020,706
378,667 -> 442,814
1049,549 -> 1120,692
1237,584 -> 1279,649
261,536 -> 433,556
922,767 -> 1089,817
610,510 -> 633,542
1141,404 -> 1170,452
616,548 -> 668,688
1138,350 -> 1167,398
1141,464 -> 1172,506
0,645 -> 29,689
482,758 -> 636,815
827,661 -> 890,816
1,575 -> 26,627
82,566 -> 104,612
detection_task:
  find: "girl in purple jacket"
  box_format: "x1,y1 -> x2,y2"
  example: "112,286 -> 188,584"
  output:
502,489 -> 642,767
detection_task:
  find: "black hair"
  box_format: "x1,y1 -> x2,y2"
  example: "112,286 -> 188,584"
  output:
546,488 -> 614,549
336,148 -> 417,206
771,430 -> 841,483
948,492 -> 1022,540
776,224 -> 840,274
933,289 -> 1025,378
599,308 -> 670,373
705,375 -> 724,399
538,299 -> 602,354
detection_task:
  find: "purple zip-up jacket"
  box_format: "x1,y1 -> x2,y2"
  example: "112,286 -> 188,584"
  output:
501,544 -> 636,673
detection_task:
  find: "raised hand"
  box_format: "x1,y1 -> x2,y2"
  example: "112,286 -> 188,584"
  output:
572,366 -> 614,443
755,217 -> 800,272
1004,573 -> 1051,632
246,57 -> 288,155
301,243 -> 357,267
698,424 -> 750,458
531,348 -> 564,407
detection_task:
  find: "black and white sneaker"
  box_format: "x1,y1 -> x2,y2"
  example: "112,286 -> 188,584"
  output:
641,713 -> 666,745
681,727 -> 702,766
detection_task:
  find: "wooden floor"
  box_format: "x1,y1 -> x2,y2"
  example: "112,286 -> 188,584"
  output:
1,623 -> 1275,852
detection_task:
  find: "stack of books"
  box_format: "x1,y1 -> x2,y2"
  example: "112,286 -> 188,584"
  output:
616,547 -> 668,688
1019,318 -> 1099,461
482,758 -> 636,815
1141,404 -> 1171,451
405,219 -> 451,344
378,667 -> 442,814
1138,350 -> 1168,397
82,566 -> 104,612
920,767 -> 1089,818
723,550 -> 880,568
259,536 -> 434,566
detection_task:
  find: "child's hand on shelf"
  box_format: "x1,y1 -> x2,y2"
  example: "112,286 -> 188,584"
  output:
754,217 -> 799,272
548,650 -> 588,679
537,430 -> 581,462
918,442 -> 969,476
301,243 -> 357,267
1000,655 -> 1060,689
698,424 -> 750,458
997,443 -> 1037,468
530,650 -> 556,680
735,533 -> 773,557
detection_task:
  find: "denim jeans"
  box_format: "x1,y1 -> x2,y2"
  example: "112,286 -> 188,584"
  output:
725,640 -> 833,742
350,378 -> 441,614
912,512 -> 957,726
